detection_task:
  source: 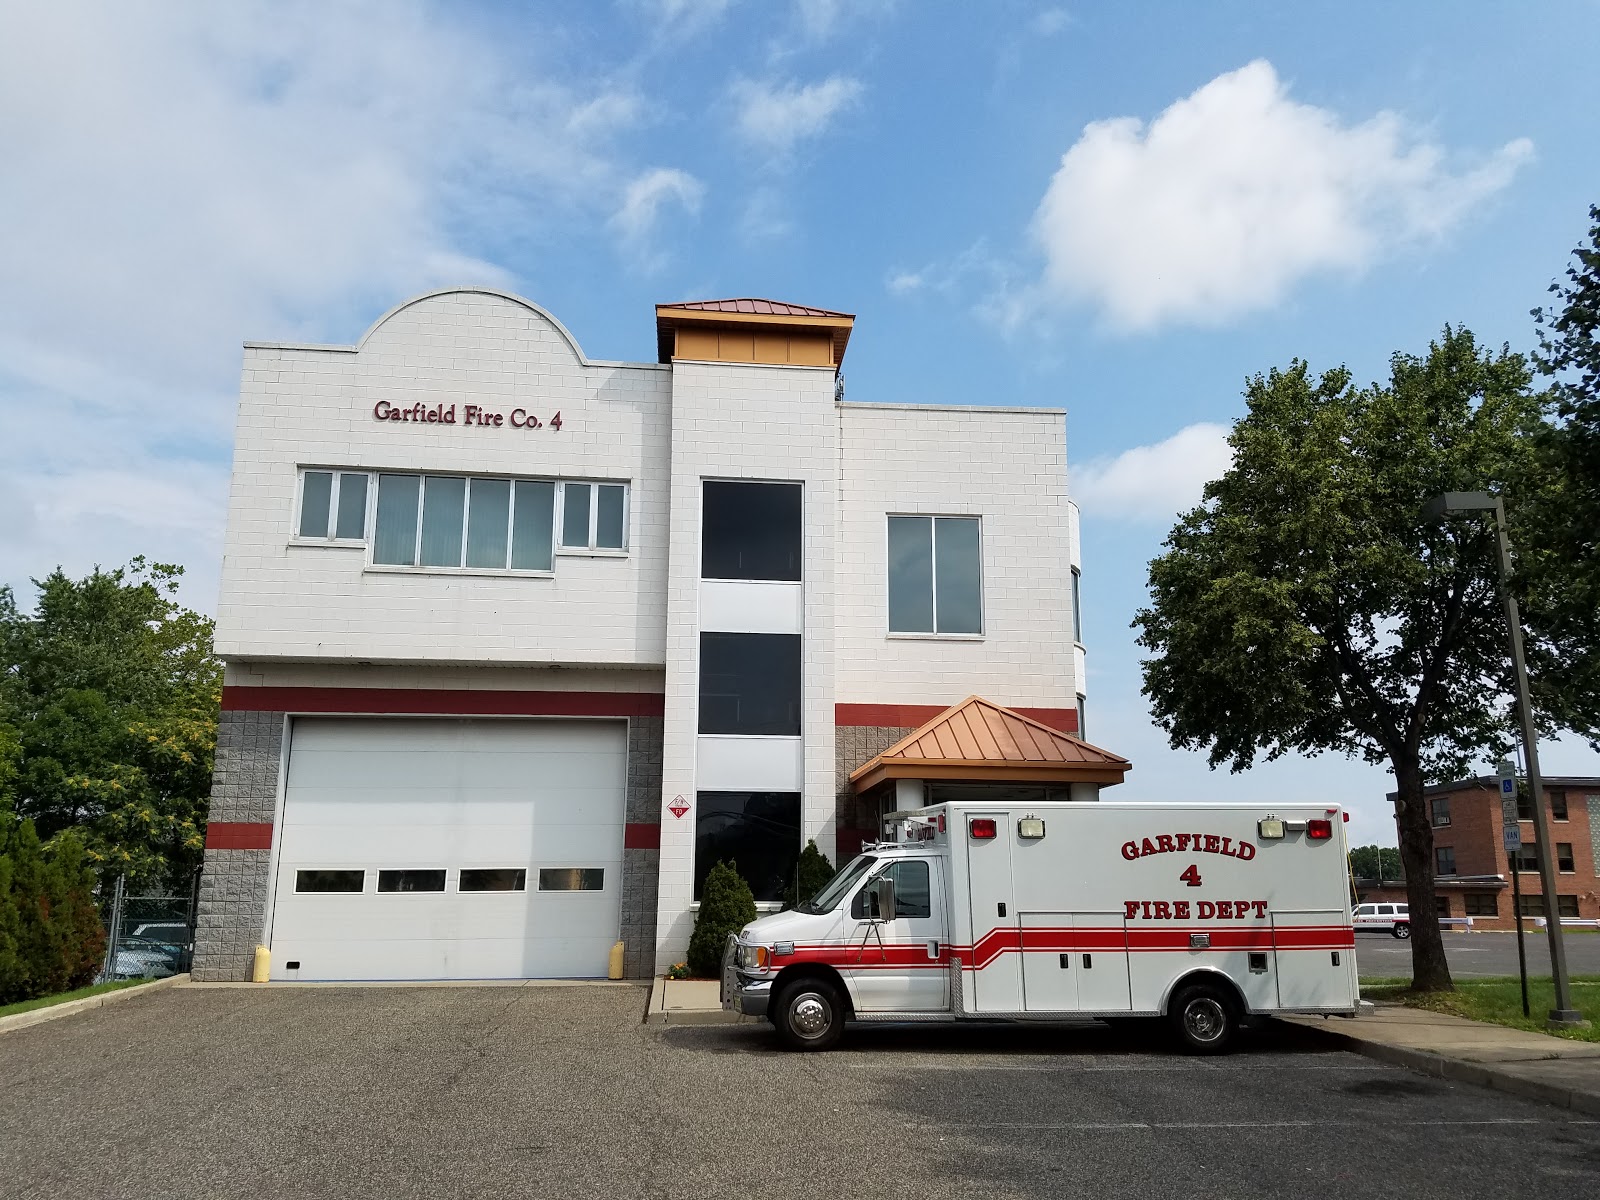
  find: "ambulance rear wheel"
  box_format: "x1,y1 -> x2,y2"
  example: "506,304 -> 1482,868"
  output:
773,978 -> 845,1051
1392,923 -> 1410,940
1169,982 -> 1239,1055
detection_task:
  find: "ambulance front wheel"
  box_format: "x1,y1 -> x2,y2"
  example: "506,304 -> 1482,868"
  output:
773,978 -> 845,1051
1168,982 -> 1239,1054
1392,922 -> 1410,939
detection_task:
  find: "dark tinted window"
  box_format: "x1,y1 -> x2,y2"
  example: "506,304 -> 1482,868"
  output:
538,868 -> 605,891
699,633 -> 802,735
459,868 -> 526,892
695,791 -> 801,902
1434,846 -> 1455,875
1558,843 -> 1575,872
702,481 -> 802,581
1464,893 -> 1498,916
295,869 -> 364,893
1551,790 -> 1569,820
377,869 -> 446,893
852,860 -> 932,920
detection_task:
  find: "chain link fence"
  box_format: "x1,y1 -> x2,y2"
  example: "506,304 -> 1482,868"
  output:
97,875 -> 199,983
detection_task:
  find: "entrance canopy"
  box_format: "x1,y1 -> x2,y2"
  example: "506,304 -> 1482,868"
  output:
848,696 -> 1130,793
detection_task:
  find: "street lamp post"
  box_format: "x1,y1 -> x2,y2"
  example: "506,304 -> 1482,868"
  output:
1423,491 -> 1586,1028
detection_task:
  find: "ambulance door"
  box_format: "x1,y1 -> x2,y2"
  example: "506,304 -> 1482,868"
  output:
965,812 -> 1022,1011
1273,909 -> 1358,1009
1019,912 -> 1076,1011
1072,911 -> 1132,1012
848,858 -> 949,1013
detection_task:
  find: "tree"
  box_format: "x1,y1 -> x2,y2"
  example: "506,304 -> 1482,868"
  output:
782,839 -> 835,910
687,860 -> 757,978
1134,328 -> 1551,992
1349,845 -> 1403,882
0,559 -> 220,889
1526,204 -> 1600,743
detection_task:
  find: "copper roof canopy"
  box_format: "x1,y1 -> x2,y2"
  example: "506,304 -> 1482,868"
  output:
849,696 -> 1131,793
655,297 -> 855,367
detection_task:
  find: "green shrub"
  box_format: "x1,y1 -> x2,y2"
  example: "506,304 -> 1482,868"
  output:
687,860 -> 756,978
782,839 -> 835,910
0,815 -> 106,1005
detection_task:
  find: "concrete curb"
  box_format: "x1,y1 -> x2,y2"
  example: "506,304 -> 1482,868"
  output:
644,976 -> 743,1025
1280,1019 -> 1600,1118
0,974 -> 190,1036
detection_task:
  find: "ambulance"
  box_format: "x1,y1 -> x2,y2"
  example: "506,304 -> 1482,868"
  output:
721,801 -> 1359,1053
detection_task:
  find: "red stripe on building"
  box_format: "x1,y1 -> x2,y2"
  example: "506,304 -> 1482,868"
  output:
220,686 -> 666,718
834,703 -> 1077,733
624,823 -> 661,850
206,822 -> 275,850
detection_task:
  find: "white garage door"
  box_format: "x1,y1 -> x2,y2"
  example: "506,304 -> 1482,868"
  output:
268,718 -> 627,981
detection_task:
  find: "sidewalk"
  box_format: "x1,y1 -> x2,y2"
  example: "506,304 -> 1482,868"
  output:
644,977 -> 742,1025
1280,1004 -> 1600,1116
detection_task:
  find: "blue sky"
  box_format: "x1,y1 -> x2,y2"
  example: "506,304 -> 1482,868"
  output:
3,1 -> 1598,843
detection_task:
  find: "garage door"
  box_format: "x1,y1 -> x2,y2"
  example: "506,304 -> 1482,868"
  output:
268,718 -> 627,981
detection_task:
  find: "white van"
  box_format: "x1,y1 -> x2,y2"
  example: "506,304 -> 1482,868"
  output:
1351,902 -> 1410,939
723,801 -> 1358,1053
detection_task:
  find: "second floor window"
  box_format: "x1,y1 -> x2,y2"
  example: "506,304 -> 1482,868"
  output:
1435,846 -> 1455,876
887,515 -> 982,635
373,474 -> 558,571
298,471 -> 368,541
1431,797 -> 1451,827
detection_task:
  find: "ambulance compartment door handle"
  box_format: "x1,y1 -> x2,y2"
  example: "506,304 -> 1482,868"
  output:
927,940 -> 940,959
997,903 -> 1007,918
1082,954 -> 1092,969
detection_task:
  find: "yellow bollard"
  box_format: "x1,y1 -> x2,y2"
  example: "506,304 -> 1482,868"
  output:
607,941 -> 625,980
251,945 -> 271,983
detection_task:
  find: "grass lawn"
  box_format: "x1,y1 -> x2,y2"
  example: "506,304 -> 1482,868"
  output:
0,979 -> 147,1020
1359,974 -> 1600,1042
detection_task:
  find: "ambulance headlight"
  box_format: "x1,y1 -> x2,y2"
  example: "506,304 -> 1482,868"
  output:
736,944 -> 770,972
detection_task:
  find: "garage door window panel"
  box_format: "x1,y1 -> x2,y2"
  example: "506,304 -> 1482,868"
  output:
538,868 -> 605,891
378,869 -> 447,893
459,868 -> 527,893
694,791 -> 801,902
295,869 -> 365,894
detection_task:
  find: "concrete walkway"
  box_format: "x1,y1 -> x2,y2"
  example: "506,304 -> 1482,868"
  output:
1281,1004 -> 1600,1116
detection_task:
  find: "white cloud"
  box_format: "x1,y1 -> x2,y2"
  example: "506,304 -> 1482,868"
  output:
612,168 -> 706,266
1029,60 -> 1533,332
628,0 -> 738,36
730,75 -> 863,156
1073,423 -> 1234,522
886,270 -> 925,295
0,3 -> 674,613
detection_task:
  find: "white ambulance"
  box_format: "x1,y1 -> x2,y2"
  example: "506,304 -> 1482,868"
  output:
722,801 -> 1359,1053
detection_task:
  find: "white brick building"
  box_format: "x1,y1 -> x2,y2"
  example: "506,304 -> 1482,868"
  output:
193,288 -> 1095,982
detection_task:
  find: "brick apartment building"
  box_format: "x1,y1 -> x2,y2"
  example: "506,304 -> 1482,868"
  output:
1360,777 -> 1600,931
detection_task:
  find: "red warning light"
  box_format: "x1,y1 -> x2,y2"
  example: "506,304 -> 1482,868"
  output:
969,818 -> 998,840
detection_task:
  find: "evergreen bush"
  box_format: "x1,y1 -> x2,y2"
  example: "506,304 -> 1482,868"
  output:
782,839 -> 835,910
0,815 -> 106,1005
686,860 -> 756,978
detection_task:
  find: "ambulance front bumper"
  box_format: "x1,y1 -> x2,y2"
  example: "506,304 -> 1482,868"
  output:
724,975 -> 772,1018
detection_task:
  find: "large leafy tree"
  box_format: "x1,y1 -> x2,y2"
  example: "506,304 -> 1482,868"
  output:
1134,328 -> 1551,991
0,559 -> 220,889
1525,204 -> 1600,743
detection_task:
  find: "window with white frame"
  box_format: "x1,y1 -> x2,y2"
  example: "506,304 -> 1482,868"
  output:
371,473 -> 558,571
559,481 -> 628,552
297,471 -> 369,541
887,515 -> 982,635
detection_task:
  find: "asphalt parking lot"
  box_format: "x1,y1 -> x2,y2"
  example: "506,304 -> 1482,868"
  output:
3,985 -> 1597,1200
1355,930 -> 1600,978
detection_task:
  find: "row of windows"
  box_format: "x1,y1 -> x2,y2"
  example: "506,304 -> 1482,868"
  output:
1421,894 -> 1580,919
1430,789 -> 1588,827
298,470 -> 627,571
298,471 -> 1087,642
293,867 -> 603,894
1435,843 -> 1578,875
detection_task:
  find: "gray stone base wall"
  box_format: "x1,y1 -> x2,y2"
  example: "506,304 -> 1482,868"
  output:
834,724 -> 916,862
192,710 -> 286,982
621,716 -> 664,979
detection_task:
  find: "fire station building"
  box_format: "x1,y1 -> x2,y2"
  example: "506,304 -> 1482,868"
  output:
191,288 -> 1107,983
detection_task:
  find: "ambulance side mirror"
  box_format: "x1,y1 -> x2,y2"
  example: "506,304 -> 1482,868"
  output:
875,876 -> 896,923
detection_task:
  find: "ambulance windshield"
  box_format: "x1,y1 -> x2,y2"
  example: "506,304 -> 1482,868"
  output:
798,855 -> 876,914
